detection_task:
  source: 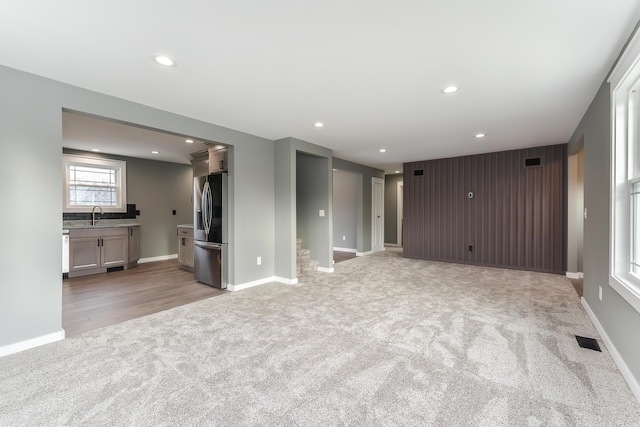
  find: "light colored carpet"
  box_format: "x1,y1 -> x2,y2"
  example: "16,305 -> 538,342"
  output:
1,248 -> 638,426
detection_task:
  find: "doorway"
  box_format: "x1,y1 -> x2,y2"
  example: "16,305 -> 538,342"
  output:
372,177 -> 384,252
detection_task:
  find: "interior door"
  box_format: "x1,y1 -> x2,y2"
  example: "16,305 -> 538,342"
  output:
372,177 -> 384,252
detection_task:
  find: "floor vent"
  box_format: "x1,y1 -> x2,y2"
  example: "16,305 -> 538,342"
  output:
576,335 -> 601,352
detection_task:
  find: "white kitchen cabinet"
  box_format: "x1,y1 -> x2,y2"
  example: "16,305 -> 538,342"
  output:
68,227 -> 131,278
128,226 -> 140,263
208,147 -> 228,173
177,225 -> 194,271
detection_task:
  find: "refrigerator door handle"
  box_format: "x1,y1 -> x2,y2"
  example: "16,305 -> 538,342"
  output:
195,241 -> 222,250
202,181 -> 212,235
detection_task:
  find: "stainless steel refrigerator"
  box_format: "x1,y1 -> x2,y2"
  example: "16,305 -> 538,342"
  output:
193,172 -> 227,289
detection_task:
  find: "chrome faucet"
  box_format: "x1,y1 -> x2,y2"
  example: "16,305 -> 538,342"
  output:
91,205 -> 103,226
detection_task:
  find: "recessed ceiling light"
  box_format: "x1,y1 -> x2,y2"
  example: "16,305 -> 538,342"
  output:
332,168 -> 338,171
185,139 -> 194,143
153,55 -> 176,67
380,149 -> 387,153
475,133 -> 486,138
151,150 -> 160,154
442,85 -> 459,94
395,170 -> 400,173
314,122 -> 324,128
91,148 -> 100,152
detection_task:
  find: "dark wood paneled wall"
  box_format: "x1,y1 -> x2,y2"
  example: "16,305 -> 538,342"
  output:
403,144 -> 566,274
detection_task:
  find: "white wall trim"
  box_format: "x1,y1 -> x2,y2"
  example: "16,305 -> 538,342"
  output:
582,297 -> 640,403
227,276 -> 301,291
0,329 -> 65,358
356,249 -> 377,257
318,266 -> 334,273
566,272 -> 584,279
275,276 -> 298,285
333,247 -> 357,253
397,180 -> 403,246
138,254 -> 178,264
384,243 -> 401,247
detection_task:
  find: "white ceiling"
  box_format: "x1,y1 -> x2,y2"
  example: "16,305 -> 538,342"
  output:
3,1 -> 640,172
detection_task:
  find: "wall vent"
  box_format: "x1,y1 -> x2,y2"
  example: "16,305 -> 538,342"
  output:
524,157 -> 542,167
414,169 -> 424,176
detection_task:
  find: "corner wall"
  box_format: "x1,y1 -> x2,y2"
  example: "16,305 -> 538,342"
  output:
567,80 -> 640,387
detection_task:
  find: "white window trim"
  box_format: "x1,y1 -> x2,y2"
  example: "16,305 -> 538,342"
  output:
63,154 -> 127,213
609,28 -> 640,314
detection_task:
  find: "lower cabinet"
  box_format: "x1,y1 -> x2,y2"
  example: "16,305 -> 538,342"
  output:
68,227 -> 138,278
128,226 -> 140,263
177,226 -> 194,271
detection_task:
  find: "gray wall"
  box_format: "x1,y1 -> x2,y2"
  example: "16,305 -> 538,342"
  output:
332,170 -> 360,250
297,153 -> 331,263
568,81 -> 640,385
0,64 -> 275,348
332,158 -> 385,254
63,148 -> 193,258
275,137 -> 333,279
384,173 -> 403,245
567,142 -> 585,274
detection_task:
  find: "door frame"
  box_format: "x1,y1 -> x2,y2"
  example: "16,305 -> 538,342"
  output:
371,177 -> 385,252
397,180 -> 403,246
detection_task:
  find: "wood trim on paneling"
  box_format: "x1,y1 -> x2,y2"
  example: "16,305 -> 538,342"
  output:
403,144 -> 566,274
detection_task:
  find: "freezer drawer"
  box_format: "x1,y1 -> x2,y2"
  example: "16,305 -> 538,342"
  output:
194,241 -> 226,289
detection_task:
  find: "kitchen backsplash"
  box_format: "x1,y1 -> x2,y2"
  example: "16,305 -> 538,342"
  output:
63,203 -> 139,221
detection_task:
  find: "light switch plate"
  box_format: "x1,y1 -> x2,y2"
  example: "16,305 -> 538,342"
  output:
257,256 -> 261,265
319,210 -> 325,217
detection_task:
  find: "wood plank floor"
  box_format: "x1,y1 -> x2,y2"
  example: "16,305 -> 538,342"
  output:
63,259 -> 225,337
333,250 -> 357,263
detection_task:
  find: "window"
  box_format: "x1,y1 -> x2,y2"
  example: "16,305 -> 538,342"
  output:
609,28 -> 640,314
63,155 -> 127,212
633,180 -> 640,276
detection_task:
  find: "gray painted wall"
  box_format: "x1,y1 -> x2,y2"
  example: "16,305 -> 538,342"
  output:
275,137 -> 333,279
297,153 -> 331,263
332,170 -> 360,250
332,158 -> 385,254
63,148 -> 193,258
0,64 -> 275,348
568,81 -> 640,385
384,173 -> 403,245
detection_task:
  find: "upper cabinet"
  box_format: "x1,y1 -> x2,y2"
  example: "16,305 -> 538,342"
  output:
191,146 -> 228,177
208,147 -> 228,173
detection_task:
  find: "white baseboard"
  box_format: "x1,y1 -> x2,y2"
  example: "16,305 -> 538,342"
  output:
138,254 -> 178,264
227,275 -> 299,291
318,266 -> 334,273
276,276 -> 298,285
566,272 -> 584,279
581,297 -> 640,403
356,250 -> 374,257
356,247 -> 385,256
333,247 -> 356,253
385,243 -> 401,247
0,329 -> 65,358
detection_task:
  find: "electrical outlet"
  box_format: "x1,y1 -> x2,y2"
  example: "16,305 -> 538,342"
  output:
599,286 -> 602,301
584,208 -> 588,219
343,235 -> 346,241
468,244 -> 474,252
257,256 -> 261,266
